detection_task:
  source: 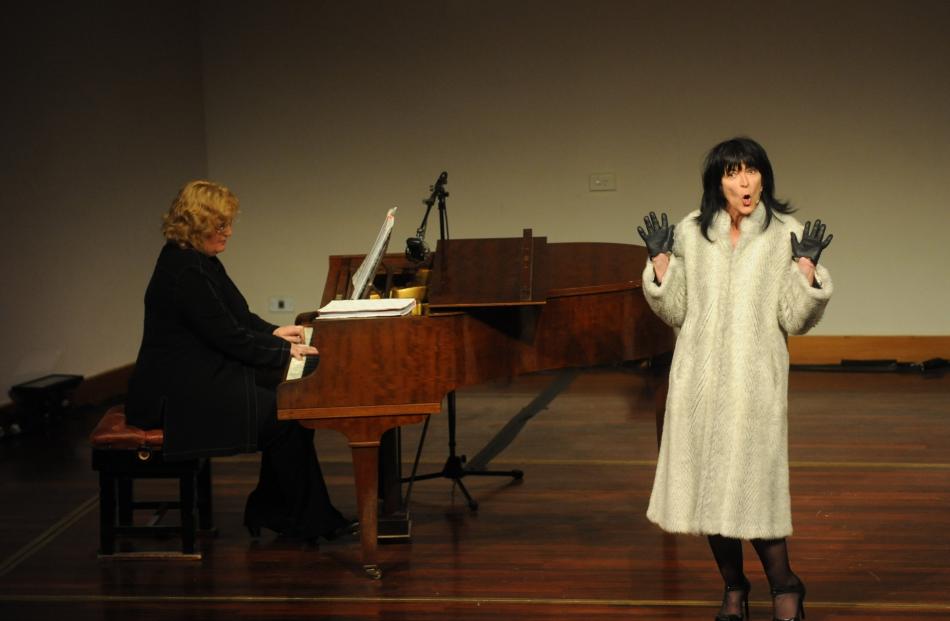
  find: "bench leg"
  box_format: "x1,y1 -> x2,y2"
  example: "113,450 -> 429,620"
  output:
117,477 -> 133,525
197,459 -> 213,531
179,471 -> 197,555
99,471 -> 116,555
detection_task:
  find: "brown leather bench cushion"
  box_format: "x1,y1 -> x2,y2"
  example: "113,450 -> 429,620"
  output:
89,405 -> 164,449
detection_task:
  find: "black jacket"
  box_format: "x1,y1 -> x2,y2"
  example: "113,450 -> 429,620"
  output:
126,242 -> 291,460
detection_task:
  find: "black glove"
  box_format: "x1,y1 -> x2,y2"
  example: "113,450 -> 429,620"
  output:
637,211 -> 675,259
790,219 -> 833,265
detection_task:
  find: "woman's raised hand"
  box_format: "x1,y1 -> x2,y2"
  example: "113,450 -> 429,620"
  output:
790,219 -> 833,266
637,211 -> 675,258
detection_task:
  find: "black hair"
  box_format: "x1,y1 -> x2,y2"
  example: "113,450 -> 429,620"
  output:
696,137 -> 794,241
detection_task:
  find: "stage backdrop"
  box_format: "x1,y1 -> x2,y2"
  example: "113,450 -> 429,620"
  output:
1,0 -> 948,405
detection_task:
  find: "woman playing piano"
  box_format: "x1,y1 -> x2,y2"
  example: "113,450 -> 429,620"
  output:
126,180 -> 356,541
637,137 -> 833,621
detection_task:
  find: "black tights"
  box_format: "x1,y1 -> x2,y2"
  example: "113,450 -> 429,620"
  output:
707,535 -> 803,619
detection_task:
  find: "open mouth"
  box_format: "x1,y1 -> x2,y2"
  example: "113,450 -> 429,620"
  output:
742,193 -> 753,206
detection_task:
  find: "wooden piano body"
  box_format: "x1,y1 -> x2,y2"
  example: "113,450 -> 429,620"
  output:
277,233 -> 673,578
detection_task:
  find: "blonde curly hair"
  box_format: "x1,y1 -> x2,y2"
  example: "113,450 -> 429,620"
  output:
162,180 -> 239,249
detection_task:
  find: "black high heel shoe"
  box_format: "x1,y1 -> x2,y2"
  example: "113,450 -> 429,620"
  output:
322,518 -> 359,541
715,576 -> 751,621
770,579 -> 806,621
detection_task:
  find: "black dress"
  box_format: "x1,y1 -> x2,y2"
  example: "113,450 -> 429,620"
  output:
126,242 -> 347,538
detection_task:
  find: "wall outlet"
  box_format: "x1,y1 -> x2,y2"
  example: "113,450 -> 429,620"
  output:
589,172 -> 617,191
268,296 -> 295,312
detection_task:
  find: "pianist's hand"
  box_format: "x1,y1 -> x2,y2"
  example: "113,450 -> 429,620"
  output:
273,325 -> 306,344
290,343 -> 319,360
637,211 -> 675,259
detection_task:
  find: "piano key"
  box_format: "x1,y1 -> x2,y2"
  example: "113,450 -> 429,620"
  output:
284,327 -> 315,381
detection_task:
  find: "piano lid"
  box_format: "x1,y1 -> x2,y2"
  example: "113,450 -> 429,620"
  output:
427,229 -> 549,310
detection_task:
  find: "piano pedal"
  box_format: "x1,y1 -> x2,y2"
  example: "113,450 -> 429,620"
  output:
363,564 -> 382,580
377,511 -> 412,543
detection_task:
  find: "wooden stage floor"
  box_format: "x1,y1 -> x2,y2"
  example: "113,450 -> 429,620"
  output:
1,366 -> 948,620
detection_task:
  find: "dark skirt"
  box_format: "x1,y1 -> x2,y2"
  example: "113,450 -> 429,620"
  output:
242,382 -> 348,539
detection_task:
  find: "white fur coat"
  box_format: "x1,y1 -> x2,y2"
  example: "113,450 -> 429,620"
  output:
642,205 -> 832,539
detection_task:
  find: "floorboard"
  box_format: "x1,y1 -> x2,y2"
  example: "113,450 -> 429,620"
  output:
0,367 -> 947,620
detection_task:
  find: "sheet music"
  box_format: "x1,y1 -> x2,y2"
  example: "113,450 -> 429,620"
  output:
350,207 -> 397,300
317,297 -> 415,319
285,326 -> 314,381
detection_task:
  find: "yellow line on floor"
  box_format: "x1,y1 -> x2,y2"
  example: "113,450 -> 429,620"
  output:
413,458 -> 950,470
0,594 -> 948,612
499,458 -> 950,470
0,495 -> 98,578
233,454 -> 950,470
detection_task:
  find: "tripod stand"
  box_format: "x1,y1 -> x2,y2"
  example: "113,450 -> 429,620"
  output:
401,172 -> 523,511
404,391 -> 524,511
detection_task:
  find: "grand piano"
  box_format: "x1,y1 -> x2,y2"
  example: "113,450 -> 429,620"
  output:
277,231 -> 673,578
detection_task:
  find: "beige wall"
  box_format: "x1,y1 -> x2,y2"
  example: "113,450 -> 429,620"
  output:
2,0 -> 948,405
0,2 -> 207,405
200,0 -> 949,337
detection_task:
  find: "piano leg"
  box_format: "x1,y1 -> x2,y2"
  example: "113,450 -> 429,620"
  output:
350,443 -> 382,580
302,413 -> 429,579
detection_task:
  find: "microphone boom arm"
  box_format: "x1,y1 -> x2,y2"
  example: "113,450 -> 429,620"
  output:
406,171 -> 449,262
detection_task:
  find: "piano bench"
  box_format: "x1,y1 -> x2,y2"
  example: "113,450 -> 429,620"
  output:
89,405 -> 213,560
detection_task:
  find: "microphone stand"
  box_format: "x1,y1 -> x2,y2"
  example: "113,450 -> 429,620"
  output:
432,171 -> 449,242
381,172 -> 451,539
401,171 -> 523,513
406,171 -> 448,262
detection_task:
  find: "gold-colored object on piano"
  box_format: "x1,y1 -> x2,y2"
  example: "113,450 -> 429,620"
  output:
390,285 -> 427,315
414,268 -> 431,284
390,285 -> 426,300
